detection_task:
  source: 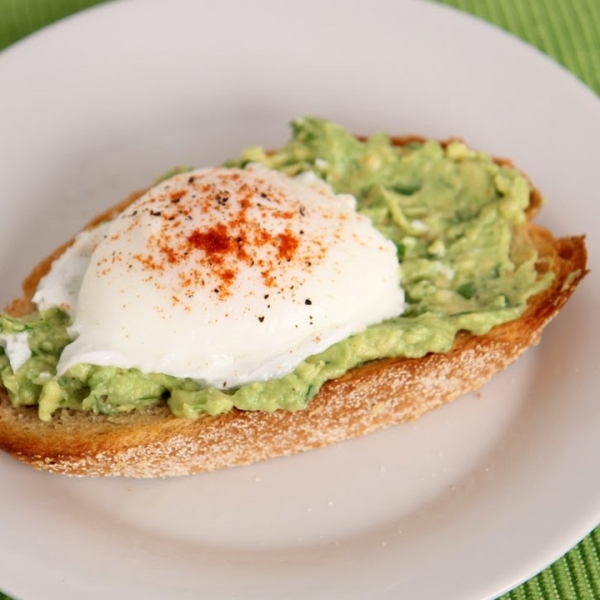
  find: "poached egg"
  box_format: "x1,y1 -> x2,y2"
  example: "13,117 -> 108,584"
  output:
35,164 -> 404,388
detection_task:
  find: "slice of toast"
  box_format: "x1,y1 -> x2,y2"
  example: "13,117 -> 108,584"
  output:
0,139 -> 588,477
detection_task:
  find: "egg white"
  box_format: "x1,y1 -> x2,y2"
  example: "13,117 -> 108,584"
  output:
0,332 -> 31,372
35,165 -> 404,388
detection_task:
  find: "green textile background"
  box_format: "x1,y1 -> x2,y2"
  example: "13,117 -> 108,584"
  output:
0,1 -> 598,599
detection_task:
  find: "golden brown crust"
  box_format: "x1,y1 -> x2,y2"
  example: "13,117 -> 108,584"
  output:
0,141 -> 589,477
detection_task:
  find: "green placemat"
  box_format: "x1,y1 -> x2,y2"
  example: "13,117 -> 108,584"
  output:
0,1 -> 598,599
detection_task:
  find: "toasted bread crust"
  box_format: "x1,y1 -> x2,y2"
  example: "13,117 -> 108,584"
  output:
0,140 -> 588,477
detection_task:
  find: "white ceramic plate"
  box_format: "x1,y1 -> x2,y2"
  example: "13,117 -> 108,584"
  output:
0,1 -> 598,598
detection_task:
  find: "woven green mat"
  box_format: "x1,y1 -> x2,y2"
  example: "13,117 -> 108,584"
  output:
0,1 -> 599,599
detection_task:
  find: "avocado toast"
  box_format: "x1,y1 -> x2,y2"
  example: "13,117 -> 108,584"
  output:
0,118 -> 588,477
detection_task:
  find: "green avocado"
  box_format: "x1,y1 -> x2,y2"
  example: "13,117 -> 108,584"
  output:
0,117 -> 552,421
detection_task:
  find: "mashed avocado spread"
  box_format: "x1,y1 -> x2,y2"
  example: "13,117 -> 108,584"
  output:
0,117 -> 552,421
